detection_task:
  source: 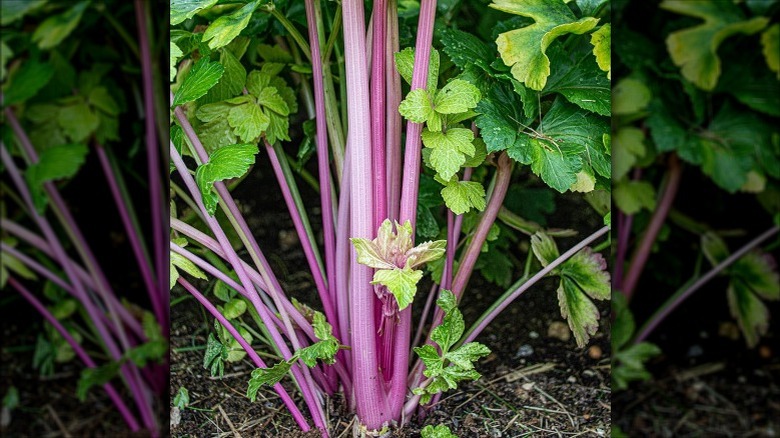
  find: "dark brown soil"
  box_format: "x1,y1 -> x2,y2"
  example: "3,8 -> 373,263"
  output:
169,156 -> 611,437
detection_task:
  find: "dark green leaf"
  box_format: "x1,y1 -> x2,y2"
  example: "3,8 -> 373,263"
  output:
76,361 -> 122,401
173,58 -> 225,106
3,59 -> 54,106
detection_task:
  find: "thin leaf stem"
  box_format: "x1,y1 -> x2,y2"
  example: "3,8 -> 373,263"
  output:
634,225 -> 780,343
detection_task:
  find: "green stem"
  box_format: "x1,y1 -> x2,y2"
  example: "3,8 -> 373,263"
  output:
263,6 -> 312,62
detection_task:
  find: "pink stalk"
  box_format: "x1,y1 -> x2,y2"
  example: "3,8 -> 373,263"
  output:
450,153 -> 513,300
342,0 -> 388,428
385,0 -> 402,222
265,141 -> 338,335
1,221 -> 143,338
134,0 -> 167,309
614,168 -> 641,291
370,0 -> 388,228
8,278 -> 141,432
386,0 -> 438,422
333,149 -> 354,374
398,0 -> 437,228
177,277 -> 311,431
622,154 -> 682,301
1,145 -> 156,433
95,145 -> 162,328
170,145 -> 328,431
304,0 -> 338,317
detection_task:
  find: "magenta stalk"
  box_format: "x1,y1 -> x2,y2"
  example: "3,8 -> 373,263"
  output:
134,0 -> 167,308
622,154 -> 682,301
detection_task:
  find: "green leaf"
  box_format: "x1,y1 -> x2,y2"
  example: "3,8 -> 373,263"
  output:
171,0 -> 219,25
445,342 -> 491,370
203,333 -> 228,377
173,58 -> 225,106
530,231 -> 559,267
511,98 -> 607,191
1,0 -> 46,25
431,290 -> 464,352
422,128 -> 475,180
701,232 -> 729,266
227,102 -> 269,143
77,361 -> 122,401
0,41 -> 11,82
25,143 -> 88,213
612,342 -> 661,390
612,78 -> 651,115
761,24 -> 779,79
660,1 -> 769,90
3,59 -> 54,106
32,1 -> 89,49
731,252 -> 780,301
170,251 -> 207,289
203,48 -> 247,103
560,248 -> 611,300
399,88 -> 436,125
405,240 -> 447,269
202,1 -> 260,50
590,24 -> 610,79
350,237 -> 397,270
440,28 -> 494,72
417,205 -> 440,239
421,424 -> 458,438
475,82 -> 530,154
171,42 -> 183,82
611,292 -> 634,351
556,276 -> 601,348
2,386 -> 19,411
394,47 -> 440,91
256,87 -> 289,116
728,277 -> 770,348
463,138 -> 487,168
612,127 -> 646,181
441,180 -> 486,215
195,144 -> 259,215
173,387 -> 190,409
372,267 -> 424,310
223,298 -> 247,319
491,0 -> 599,90
433,79 -> 481,114
543,41 -> 610,116
56,99 -> 98,142
247,362 -> 292,400
556,247 -> 610,347
87,87 -> 119,116
613,180 -> 656,215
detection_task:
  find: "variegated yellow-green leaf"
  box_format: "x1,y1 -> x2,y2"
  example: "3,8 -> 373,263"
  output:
590,24 -> 610,79
761,24 -> 779,80
660,0 -> 768,90
490,0 -> 599,90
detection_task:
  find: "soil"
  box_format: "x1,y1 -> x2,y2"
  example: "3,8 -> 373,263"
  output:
169,155 -> 611,437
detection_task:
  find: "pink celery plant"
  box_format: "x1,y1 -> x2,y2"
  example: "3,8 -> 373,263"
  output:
169,0 -> 611,434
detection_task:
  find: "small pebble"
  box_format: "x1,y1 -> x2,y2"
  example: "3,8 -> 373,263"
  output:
588,345 -> 602,360
521,382 -> 535,390
687,344 -> 703,358
738,375 -> 747,384
699,330 -> 709,339
170,407 -> 181,428
759,345 -> 772,359
515,344 -> 534,358
567,375 -> 577,383
582,369 -> 596,378
548,321 -> 571,342
718,322 -> 740,340
529,331 -> 539,339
